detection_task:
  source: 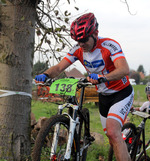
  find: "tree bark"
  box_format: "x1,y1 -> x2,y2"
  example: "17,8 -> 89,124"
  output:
0,0 -> 36,160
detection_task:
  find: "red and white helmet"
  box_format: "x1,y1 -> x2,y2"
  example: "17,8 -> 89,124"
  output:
70,13 -> 99,41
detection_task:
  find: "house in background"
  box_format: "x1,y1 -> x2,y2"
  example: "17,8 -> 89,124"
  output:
65,68 -> 85,79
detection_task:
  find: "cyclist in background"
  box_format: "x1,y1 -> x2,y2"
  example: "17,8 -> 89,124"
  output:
133,82 -> 150,114
35,13 -> 134,161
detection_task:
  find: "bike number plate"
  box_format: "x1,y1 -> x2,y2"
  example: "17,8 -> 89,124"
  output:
50,78 -> 79,96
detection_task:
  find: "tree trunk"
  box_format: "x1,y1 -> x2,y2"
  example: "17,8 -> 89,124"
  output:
0,1 -> 36,160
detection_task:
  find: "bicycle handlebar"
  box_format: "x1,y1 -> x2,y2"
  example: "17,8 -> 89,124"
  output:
34,77 -> 92,87
34,78 -> 54,86
130,109 -> 150,119
77,78 -> 92,87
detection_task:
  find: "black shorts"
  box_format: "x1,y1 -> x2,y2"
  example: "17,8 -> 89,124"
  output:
98,84 -> 133,118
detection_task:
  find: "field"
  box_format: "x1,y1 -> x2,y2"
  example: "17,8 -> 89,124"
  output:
132,84 -> 147,105
31,85 -> 150,160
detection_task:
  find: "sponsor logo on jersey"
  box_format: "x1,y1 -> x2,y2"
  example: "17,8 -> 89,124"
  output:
122,77 -> 127,84
84,59 -> 104,68
102,42 -> 118,52
69,44 -> 80,54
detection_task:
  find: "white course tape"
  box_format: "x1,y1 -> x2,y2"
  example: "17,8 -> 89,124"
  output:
0,89 -> 32,98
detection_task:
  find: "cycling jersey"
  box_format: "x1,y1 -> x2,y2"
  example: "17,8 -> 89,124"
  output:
64,36 -> 130,95
139,101 -> 150,114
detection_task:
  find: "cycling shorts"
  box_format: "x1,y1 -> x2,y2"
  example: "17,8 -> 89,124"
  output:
98,84 -> 134,133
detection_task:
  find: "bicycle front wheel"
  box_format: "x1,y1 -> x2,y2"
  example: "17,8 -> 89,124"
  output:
32,115 -> 78,161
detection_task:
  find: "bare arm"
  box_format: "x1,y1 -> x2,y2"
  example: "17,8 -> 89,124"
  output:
44,59 -> 71,78
105,58 -> 129,81
87,58 -> 129,84
135,107 -> 140,111
131,106 -> 140,111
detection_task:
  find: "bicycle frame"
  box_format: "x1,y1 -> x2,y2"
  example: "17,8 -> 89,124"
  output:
50,81 -> 91,160
135,118 -> 150,161
128,111 -> 150,161
49,104 -> 79,160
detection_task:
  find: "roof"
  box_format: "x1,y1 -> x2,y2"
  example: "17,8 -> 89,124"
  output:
65,68 -> 85,79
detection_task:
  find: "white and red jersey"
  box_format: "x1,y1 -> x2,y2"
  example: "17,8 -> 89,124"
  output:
64,36 -> 130,95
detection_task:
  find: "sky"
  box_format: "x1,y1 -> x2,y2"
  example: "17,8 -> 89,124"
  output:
35,0 -> 150,75
64,0 -> 150,75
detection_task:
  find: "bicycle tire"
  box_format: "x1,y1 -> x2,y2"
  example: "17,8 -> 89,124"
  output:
108,122 -> 137,161
139,155 -> 150,161
32,115 -> 78,161
79,108 -> 90,161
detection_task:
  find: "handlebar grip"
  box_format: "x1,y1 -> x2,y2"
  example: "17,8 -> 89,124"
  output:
78,78 -> 88,83
98,77 -> 107,83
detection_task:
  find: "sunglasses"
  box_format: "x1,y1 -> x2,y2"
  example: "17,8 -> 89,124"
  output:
77,37 -> 89,43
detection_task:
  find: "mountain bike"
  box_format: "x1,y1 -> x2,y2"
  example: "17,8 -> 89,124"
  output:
108,109 -> 150,161
32,78 -> 95,161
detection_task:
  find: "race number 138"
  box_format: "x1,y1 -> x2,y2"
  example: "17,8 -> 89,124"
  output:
55,83 -> 73,93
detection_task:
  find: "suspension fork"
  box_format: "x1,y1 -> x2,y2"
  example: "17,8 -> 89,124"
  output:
50,123 -> 60,159
51,117 -> 79,160
51,104 -> 80,160
63,105 -> 80,160
50,105 -> 64,159
64,115 -> 79,160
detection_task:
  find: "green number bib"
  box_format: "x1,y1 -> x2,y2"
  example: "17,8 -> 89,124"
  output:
50,78 -> 79,96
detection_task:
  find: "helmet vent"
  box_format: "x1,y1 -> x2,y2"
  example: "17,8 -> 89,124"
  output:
77,33 -> 83,39
87,27 -> 92,34
77,27 -> 84,33
78,22 -> 86,26
90,18 -> 94,25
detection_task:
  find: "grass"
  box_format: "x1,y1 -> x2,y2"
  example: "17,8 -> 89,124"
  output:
31,84 -> 150,160
132,84 -> 147,104
86,143 -> 109,161
31,100 -> 58,120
